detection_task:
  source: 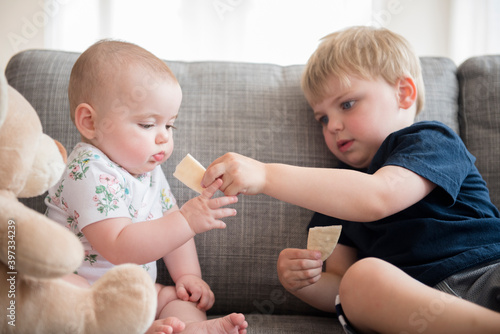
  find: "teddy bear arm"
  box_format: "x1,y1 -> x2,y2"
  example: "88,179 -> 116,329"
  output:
0,196 -> 84,279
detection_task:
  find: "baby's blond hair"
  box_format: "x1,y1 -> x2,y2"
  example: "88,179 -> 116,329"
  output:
68,39 -> 178,122
302,26 -> 425,114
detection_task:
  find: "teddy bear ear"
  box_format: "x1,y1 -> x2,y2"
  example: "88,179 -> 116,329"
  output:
0,72 -> 7,129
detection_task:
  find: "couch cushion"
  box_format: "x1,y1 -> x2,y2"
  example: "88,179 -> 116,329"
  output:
162,60 -> 338,316
416,57 -> 459,133
458,56 -> 500,209
5,50 -> 460,323
224,314 -> 343,334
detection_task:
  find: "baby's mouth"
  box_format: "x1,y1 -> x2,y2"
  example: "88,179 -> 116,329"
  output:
153,152 -> 165,162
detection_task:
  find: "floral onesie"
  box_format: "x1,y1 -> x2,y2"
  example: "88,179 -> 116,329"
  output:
45,142 -> 176,284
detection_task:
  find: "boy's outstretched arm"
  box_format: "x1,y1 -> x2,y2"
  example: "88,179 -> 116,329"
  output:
203,153 -> 436,222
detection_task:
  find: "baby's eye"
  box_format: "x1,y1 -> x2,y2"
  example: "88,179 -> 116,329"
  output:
139,123 -> 154,129
166,124 -> 177,130
341,100 -> 355,110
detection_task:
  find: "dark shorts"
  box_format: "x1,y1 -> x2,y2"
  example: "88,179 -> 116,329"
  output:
434,258 -> 500,312
335,259 -> 500,334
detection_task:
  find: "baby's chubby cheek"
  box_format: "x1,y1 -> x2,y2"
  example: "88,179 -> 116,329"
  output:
95,118 -> 117,140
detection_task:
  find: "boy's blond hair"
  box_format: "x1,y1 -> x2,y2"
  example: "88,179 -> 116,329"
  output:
302,26 -> 425,114
68,39 -> 178,122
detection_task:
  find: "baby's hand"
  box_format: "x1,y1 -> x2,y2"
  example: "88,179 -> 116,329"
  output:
180,178 -> 238,234
176,274 -> 215,311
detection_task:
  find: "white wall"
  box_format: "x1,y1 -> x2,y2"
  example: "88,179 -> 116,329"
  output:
378,0 -> 452,58
1,0 -> 47,71
0,0 -> 492,72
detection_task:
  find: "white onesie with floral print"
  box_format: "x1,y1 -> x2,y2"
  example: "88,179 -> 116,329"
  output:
45,142 -> 176,285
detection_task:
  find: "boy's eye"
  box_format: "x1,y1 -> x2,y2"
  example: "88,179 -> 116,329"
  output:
139,123 -> 154,129
318,115 -> 329,126
341,100 -> 355,110
166,124 -> 177,130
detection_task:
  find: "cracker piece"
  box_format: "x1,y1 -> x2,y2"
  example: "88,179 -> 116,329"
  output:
307,225 -> 342,261
173,154 -> 206,194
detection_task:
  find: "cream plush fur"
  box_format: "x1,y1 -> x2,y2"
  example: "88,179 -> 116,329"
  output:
0,73 -> 157,333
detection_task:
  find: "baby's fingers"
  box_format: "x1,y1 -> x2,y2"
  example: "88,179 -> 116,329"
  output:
208,219 -> 227,230
176,286 -> 190,301
213,207 -> 238,220
209,194 -> 239,209
197,289 -> 215,311
200,178 -> 223,199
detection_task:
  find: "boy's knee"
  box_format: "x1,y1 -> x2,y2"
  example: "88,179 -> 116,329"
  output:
343,257 -> 387,284
339,257 -> 391,301
338,257 -> 393,324
338,258 -> 399,331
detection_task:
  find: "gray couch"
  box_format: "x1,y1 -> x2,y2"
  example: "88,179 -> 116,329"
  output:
5,50 -> 500,333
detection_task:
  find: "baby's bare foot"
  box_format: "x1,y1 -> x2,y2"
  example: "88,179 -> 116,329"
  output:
145,317 -> 186,334
183,313 -> 248,334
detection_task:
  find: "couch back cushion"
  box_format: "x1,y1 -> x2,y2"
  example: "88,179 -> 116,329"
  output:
5,50 -> 459,316
458,56 -> 500,209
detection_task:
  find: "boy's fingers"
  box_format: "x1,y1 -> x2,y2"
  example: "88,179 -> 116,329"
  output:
202,163 -> 225,189
287,258 -> 323,271
295,249 -> 322,260
284,248 -> 322,260
222,183 -> 242,196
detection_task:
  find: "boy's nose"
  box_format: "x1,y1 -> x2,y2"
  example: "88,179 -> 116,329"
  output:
327,118 -> 343,133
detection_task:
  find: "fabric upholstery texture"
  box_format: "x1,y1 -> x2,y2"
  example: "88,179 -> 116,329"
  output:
458,56 -> 500,209
6,49 -> 498,333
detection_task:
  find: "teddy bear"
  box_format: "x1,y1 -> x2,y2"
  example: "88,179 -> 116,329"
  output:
0,72 -> 157,334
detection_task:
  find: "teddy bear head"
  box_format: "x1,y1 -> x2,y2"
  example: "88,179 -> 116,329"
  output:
0,73 -> 66,198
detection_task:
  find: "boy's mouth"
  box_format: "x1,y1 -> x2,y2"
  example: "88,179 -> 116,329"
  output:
153,152 -> 165,162
337,139 -> 353,153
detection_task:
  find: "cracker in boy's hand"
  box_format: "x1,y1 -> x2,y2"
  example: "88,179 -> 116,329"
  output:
307,225 -> 342,261
173,154 -> 206,194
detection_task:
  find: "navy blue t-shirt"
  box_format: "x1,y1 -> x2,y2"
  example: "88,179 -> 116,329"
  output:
309,121 -> 500,286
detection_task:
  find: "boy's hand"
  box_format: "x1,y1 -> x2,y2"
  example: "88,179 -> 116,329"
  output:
277,248 -> 323,293
202,152 -> 266,196
176,274 -> 215,311
180,178 -> 238,234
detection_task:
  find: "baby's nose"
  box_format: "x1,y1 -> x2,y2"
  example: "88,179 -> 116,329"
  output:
156,130 -> 169,144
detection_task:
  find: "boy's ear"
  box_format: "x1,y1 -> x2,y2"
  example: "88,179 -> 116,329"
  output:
74,103 -> 97,140
397,77 -> 417,110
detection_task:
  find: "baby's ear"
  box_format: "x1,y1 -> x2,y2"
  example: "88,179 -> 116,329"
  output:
397,77 -> 417,110
74,103 -> 97,140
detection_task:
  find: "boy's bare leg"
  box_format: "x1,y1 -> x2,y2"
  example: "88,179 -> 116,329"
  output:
339,257 -> 500,334
152,284 -> 247,334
